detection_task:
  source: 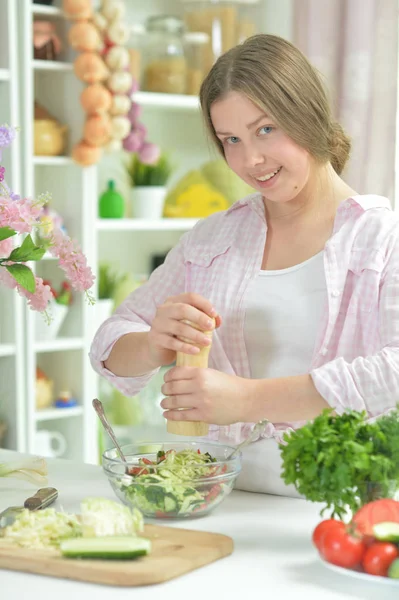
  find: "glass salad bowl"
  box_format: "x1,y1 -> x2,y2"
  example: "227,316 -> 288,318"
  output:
102,441 -> 242,519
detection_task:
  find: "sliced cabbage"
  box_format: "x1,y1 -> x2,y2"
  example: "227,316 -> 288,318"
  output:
80,497 -> 143,537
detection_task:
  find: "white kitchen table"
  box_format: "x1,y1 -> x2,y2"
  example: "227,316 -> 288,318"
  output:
0,449 -> 396,600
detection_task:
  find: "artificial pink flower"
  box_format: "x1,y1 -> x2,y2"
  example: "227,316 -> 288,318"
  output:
0,196 -> 42,233
18,276 -> 53,312
0,265 -> 17,290
0,237 -> 14,258
0,166 -> 5,182
48,228 -> 95,292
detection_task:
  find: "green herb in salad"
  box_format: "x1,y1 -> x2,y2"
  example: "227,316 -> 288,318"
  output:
279,407 -> 399,519
123,448 -> 230,517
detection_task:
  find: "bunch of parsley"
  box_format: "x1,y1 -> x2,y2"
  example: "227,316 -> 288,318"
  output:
279,407 -> 399,519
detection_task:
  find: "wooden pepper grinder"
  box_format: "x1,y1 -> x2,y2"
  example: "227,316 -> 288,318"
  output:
166,319 -> 215,437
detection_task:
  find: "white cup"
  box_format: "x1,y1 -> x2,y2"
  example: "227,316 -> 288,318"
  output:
34,430 -> 66,458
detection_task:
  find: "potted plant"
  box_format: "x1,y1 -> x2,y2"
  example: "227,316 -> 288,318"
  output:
125,149 -> 174,219
96,263 -> 123,330
35,280 -> 72,341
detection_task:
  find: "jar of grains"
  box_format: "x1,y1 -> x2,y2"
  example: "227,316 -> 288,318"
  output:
143,15 -> 187,94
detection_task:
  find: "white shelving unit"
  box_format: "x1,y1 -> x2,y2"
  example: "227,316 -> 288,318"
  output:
0,0 -> 25,453
18,0 -> 98,463
0,0 -> 297,463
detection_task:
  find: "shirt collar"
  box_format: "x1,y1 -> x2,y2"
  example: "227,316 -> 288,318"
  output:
338,194 -> 392,212
226,193 -> 392,217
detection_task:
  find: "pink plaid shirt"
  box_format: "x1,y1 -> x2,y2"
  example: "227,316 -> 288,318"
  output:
90,193 -> 399,444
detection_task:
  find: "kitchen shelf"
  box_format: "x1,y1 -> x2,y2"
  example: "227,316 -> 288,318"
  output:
33,156 -> 73,166
0,0 -> 25,454
133,91 -> 200,111
32,59 -> 73,71
35,406 -> 83,421
0,68 -> 10,81
0,344 -> 16,358
31,3 -> 63,17
34,338 -> 85,353
97,218 -> 199,232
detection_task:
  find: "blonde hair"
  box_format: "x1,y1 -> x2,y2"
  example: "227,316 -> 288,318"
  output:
200,34 -> 351,175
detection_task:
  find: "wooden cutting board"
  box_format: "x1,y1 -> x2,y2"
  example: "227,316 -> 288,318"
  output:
0,524 -> 233,586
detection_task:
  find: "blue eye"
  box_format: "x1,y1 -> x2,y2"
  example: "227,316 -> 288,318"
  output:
259,126 -> 273,135
225,136 -> 240,145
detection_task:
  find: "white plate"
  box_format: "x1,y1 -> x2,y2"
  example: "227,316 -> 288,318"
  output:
319,557 -> 399,586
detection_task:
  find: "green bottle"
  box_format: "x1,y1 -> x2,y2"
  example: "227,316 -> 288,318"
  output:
99,180 -> 125,218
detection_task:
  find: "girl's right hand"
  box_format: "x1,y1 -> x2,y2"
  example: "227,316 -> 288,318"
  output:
146,293 -> 221,367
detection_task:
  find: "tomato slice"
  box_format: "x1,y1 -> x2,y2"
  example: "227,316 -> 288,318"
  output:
353,499 -> 399,537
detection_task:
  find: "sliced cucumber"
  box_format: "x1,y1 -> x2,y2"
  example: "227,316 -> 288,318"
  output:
60,536 -> 151,560
164,494 -> 177,513
373,522 -> 399,542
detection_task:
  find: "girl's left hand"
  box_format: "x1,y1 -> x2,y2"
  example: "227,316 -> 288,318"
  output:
160,367 -> 253,425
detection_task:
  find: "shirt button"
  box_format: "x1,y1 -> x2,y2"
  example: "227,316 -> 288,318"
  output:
320,347 -> 328,356
332,290 -> 340,297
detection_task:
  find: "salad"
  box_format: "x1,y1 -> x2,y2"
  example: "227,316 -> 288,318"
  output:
121,448 -> 231,517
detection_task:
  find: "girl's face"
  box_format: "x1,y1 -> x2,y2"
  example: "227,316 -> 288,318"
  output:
211,91 -> 313,204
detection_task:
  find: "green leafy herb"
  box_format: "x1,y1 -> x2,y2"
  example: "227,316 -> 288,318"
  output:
279,407 -> 399,519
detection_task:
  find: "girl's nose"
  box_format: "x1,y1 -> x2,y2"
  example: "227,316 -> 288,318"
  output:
244,145 -> 265,169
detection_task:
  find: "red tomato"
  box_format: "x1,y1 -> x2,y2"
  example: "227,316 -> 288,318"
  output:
353,499 -> 399,537
321,528 -> 366,569
312,519 -> 346,551
362,542 -> 399,577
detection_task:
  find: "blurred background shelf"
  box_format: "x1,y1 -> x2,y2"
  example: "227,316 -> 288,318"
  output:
0,344 -> 16,358
97,218 -> 199,231
34,338 -> 85,353
33,156 -> 73,166
32,59 -> 73,71
134,91 -> 200,110
35,406 -> 83,422
31,3 -> 63,17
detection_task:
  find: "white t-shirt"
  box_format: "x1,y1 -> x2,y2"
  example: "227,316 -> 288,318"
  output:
244,251 -> 327,379
236,251 -> 327,496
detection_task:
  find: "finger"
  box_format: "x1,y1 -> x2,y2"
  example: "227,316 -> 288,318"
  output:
161,395 -> 198,410
170,320 -> 212,348
163,408 -> 203,422
164,366 -> 198,383
166,293 -> 218,319
155,333 -> 200,356
161,379 -> 194,397
165,304 -> 216,334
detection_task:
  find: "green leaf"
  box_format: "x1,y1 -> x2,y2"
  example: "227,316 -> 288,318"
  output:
0,227 -> 17,242
6,263 -> 36,293
8,234 -> 45,262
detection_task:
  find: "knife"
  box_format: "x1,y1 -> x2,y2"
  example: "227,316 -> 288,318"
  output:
0,487 -> 58,529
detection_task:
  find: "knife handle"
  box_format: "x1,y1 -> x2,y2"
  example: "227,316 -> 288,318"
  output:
24,487 -> 58,511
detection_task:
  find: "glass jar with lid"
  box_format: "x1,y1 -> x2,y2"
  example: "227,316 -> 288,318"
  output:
181,0 -> 260,74
127,23 -> 145,84
142,15 -> 187,95
184,31 -> 209,95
